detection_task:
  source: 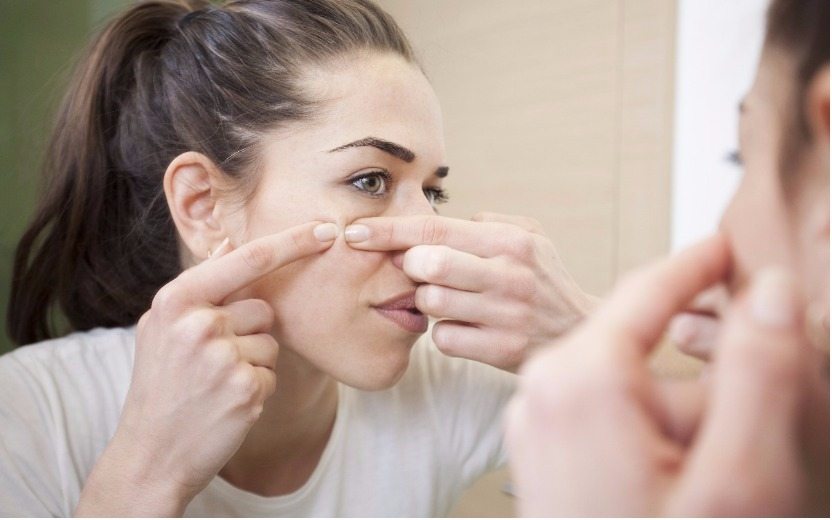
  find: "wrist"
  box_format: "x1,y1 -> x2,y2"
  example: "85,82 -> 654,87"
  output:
76,433 -> 193,517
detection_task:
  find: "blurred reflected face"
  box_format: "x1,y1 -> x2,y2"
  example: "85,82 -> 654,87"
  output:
232,53 -> 448,390
720,49 -> 829,311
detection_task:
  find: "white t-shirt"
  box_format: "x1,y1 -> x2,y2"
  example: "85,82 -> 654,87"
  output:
0,327 -> 516,517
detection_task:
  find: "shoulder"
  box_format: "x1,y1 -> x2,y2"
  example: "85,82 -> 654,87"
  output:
0,325 -> 135,420
0,326 -> 136,370
0,327 -> 136,516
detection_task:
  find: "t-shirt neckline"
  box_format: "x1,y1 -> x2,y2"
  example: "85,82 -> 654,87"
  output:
205,382 -> 346,512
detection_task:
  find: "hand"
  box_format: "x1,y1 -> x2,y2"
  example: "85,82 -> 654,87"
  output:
76,221 -> 338,516
345,212 -> 595,371
504,235 -> 829,517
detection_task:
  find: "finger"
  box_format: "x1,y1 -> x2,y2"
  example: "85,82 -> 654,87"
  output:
345,215 -> 524,258
253,365 -> 277,401
432,320 -> 525,368
590,234 -> 731,359
471,211 -> 545,234
176,221 -> 338,306
669,313 -> 721,361
236,333 -> 279,370
674,269 -> 809,515
225,299 -> 275,335
686,283 -> 731,315
652,378 -> 707,445
403,245 -> 495,292
416,284 -> 519,327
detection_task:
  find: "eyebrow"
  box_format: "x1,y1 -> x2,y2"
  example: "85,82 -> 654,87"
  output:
328,137 -> 415,163
328,136 -> 450,178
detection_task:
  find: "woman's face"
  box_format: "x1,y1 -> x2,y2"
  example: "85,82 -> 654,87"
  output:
720,49 -> 829,310
229,53 -> 448,391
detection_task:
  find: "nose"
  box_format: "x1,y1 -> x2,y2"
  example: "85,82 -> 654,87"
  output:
383,185 -> 435,272
387,183 -> 437,218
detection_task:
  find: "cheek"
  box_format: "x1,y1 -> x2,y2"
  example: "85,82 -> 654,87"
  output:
255,239 -> 385,316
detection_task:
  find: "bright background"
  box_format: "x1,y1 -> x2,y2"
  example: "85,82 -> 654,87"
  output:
672,0 -> 767,250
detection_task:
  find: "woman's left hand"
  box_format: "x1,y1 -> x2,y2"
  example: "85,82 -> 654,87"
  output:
344,212 -> 596,371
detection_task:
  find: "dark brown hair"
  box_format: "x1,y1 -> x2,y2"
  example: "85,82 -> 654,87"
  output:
7,0 -> 414,346
764,0 -> 829,141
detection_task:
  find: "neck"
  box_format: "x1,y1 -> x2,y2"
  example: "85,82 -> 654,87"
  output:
220,346 -> 338,496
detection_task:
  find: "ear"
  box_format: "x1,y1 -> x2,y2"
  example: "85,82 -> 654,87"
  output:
806,65 -> 830,141
163,152 -> 228,262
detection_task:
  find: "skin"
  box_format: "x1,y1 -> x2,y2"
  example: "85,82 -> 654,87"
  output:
505,47 -> 830,516
76,51 -> 592,514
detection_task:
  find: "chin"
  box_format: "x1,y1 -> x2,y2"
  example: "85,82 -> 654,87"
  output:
334,338 -> 417,391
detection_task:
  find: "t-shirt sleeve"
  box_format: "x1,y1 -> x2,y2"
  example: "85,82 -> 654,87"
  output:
418,339 -> 517,491
0,353 -> 66,516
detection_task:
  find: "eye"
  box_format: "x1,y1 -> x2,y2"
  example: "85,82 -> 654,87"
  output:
350,170 -> 391,197
423,187 -> 450,206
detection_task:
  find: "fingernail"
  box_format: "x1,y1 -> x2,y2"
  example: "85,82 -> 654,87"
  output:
313,223 -> 339,242
749,268 -> 799,328
344,224 -> 370,243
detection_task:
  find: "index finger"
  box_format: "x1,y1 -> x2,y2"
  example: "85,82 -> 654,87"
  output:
589,234 -> 731,358
345,215 -> 516,258
177,221 -> 337,305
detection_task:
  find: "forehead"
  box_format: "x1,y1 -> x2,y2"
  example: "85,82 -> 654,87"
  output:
297,52 -> 446,154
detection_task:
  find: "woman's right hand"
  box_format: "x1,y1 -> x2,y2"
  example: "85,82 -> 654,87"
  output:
75,221 -> 338,517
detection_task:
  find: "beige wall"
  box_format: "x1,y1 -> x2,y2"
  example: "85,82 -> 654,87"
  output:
377,0 -> 686,516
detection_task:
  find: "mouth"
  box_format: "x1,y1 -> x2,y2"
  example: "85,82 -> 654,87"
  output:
372,290 -> 428,334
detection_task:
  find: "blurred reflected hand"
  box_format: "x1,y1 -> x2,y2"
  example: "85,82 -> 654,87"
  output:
345,212 -> 596,371
504,235 -> 829,517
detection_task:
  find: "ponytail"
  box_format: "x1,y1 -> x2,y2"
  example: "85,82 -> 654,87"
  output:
7,1 -> 201,345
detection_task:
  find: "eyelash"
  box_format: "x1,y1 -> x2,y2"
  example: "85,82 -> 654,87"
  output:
348,170 -> 450,206
726,149 -> 744,166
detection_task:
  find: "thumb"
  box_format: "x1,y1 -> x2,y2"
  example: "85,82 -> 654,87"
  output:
670,268 -> 811,516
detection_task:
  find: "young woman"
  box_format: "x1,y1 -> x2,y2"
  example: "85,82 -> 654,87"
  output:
0,0 -> 593,516
506,0 -> 829,516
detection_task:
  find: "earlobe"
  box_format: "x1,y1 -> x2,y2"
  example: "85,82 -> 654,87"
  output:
163,152 -> 228,262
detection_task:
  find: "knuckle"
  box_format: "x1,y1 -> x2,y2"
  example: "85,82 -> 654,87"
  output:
179,309 -> 225,343
240,243 -> 275,273
504,232 -> 536,258
420,218 -> 447,245
151,284 -> 180,312
507,269 -> 538,301
203,340 -> 239,370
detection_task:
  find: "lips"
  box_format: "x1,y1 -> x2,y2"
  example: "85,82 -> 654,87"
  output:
373,291 -> 428,333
